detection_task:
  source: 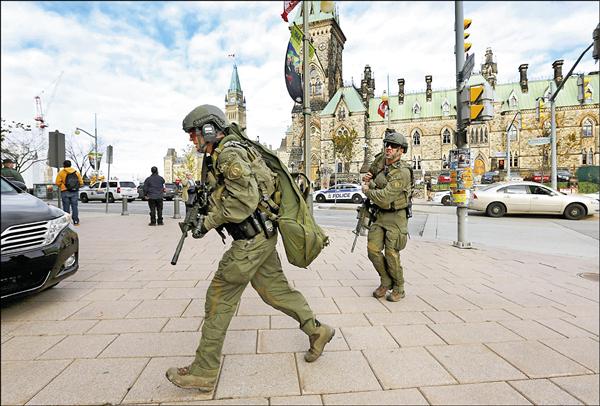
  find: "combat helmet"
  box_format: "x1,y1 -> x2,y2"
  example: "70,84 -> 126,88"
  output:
182,104 -> 230,133
383,128 -> 408,151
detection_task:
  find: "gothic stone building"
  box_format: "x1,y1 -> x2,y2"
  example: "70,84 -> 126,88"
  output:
164,63 -> 248,182
281,1 -> 599,187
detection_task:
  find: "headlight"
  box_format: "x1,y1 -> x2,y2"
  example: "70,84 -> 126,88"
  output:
44,214 -> 71,245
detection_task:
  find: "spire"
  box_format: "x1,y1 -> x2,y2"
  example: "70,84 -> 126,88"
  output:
229,63 -> 242,93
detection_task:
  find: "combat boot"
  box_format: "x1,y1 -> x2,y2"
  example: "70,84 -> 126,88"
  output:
386,288 -> 406,302
372,285 -> 389,298
305,323 -> 335,362
165,366 -> 215,391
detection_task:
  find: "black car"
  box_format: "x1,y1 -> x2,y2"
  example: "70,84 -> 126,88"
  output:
481,171 -> 499,184
0,176 -> 79,300
557,170 -> 572,182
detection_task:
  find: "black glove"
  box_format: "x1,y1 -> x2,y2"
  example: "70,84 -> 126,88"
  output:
192,224 -> 208,239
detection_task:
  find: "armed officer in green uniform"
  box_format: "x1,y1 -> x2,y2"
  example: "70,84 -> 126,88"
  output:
361,130 -> 412,302
166,104 -> 335,392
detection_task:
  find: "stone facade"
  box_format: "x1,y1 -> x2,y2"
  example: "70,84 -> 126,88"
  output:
280,2 -> 600,184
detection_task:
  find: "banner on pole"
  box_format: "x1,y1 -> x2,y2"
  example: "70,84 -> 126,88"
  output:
284,25 -> 304,103
281,0 -> 300,22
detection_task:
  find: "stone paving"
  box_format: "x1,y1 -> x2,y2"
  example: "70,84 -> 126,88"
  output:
1,213 -> 599,405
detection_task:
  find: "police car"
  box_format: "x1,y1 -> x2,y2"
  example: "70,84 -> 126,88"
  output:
313,183 -> 366,204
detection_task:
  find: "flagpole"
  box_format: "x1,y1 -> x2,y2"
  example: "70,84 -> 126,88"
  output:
387,74 -> 391,128
302,0 -> 312,213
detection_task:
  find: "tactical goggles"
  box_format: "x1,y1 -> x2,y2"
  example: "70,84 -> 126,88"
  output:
384,142 -> 401,149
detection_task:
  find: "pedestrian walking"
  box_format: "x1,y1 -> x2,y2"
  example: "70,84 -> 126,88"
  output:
166,104 -> 334,392
361,130 -> 412,302
425,173 -> 433,201
143,166 -> 165,226
182,172 -> 196,213
1,158 -> 25,183
55,160 -> 84,225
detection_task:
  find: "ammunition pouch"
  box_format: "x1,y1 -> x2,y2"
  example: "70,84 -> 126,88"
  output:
224,210 -> 278,241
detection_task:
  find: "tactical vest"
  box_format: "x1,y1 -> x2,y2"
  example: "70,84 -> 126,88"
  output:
370,154 -> 414,212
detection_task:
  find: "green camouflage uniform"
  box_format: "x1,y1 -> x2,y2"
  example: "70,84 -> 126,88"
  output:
188,133 -> 319,378
364,153 -> 412,293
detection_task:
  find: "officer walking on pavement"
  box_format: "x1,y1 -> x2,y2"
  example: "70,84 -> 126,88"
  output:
143,166 -> 165,226
166,104 -> 335,392
362,129 -> 413,302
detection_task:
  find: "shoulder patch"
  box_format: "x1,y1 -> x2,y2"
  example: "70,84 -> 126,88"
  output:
226,161 -> 243,180
391,180 -> 402,188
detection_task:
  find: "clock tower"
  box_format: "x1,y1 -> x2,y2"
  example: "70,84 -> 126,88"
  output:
225,63 -> 247,129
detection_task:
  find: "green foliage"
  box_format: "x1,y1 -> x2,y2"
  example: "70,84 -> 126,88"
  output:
331,128 -> 358,172
578,181 -> 600,194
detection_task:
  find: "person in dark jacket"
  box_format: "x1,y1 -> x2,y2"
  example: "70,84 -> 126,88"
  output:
143,166 -> 165,226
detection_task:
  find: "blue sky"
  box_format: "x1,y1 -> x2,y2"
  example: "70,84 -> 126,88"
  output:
1,1 -> 598,182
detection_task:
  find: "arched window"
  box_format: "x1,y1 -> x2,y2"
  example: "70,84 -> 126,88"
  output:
510,152 -> 518,168
412,156 -> 417,169
442,129 -> 451,144
315,78 -> 323,96
509,93 -> 518,108
442,100 -> 450,116
508,125 -> 518,141
337,162 -> 342,172
483,127 -> 488,143
412,130 -> 421,145
412,103 -> 421,115
337,107 -> 346,120
582,118 -> 594,137
477,128 -> 482,144
470,128 -> 475,144
417,156 -> 422,170
337,127 -> 349,137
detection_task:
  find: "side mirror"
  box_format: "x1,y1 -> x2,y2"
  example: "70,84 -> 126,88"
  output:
10,180 -> 28,193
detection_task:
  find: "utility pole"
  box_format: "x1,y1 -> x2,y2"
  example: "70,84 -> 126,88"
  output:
549,39 -> 595,189
453,1 -> 470,249
302,0 -> 313,213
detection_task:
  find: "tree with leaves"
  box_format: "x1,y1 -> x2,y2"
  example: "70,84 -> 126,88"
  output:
1,118 -> 45,174
173,145 -> 201,181
331,127 -> 358,172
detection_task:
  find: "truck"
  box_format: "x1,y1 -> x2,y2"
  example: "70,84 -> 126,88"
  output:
79,180 -> 138,203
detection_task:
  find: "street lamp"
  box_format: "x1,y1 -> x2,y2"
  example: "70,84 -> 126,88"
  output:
75,113 -> 98,181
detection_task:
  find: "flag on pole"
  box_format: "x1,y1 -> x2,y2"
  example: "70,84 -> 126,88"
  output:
377,91 -> 389,118
281,0 -> 300,22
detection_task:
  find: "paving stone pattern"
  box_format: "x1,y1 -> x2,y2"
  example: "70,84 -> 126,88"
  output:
1,215 -> 598,404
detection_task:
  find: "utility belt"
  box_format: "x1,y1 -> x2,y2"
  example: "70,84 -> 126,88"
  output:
374,204 -> 412,218
223,210 -> 278,241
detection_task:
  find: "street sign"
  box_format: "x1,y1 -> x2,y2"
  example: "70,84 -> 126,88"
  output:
48,130 -> 65,168
528,137 -> 550,146
461,53 -> 475,82
106,145 -> 113,164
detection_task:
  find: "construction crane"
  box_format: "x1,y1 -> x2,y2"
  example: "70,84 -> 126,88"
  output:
34,71 -> 64,131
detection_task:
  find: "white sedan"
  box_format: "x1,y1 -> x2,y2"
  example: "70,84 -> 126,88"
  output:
313,183 -> 366,204
470,181 -> 599,220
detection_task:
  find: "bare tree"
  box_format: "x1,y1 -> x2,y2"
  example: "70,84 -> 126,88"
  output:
1,118 -> 45,173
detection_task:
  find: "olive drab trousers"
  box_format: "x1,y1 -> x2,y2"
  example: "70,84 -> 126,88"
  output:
367,210 -> 408,291
189,233 -> 318,377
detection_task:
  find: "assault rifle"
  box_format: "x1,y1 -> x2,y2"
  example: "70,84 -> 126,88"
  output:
351,198 -> 374,253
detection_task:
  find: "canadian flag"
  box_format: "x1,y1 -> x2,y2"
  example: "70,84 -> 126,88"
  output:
377,92 -> 389,118
281,0 -> 300,22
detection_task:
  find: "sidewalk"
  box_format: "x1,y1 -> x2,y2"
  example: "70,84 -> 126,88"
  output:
1,214 -> 598,405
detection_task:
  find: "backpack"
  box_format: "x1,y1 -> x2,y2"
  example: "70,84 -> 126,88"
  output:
226,123 -> 329,268
65,171 -> 79,191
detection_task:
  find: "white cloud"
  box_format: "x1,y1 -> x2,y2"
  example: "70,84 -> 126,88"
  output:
1,1 -> 597,181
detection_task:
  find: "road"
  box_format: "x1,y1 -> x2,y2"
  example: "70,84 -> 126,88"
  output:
65,199 -> 599,259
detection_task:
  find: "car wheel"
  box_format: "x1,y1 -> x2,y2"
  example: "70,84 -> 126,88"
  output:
315,194 -> 326,203
351,194 -> 363,204
486,202 -> 506,218
564,203 -> 586,220
108,193 -> 115,203
80,194 -> 88,203
441,195 -> 451,206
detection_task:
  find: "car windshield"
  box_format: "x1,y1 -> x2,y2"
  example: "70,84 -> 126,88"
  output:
120,182 -> 135,188
1,178 -> 18,193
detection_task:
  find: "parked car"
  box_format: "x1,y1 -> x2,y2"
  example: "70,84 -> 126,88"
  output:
432,190 -> 452,206
529,172 -> 550,183
313,183 -> 366,203
164,183 -> 177,201
470,181 -> 599,220
79,180 -> 137,203
437,172 -> 451,184
481,171 -> 499,184
137,182 -> 146,200
0,176 -> 79,300
557,170 -> 572,182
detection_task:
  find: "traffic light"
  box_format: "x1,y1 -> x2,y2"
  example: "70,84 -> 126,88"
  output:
48,130 -> 65,168
464,19 -> 472,53
459,82 -> 494,125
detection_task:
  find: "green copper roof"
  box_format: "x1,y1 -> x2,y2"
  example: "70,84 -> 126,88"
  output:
368,73 -> 599,123
229,64 -> 241,93
290,1 -> 338,27
321,86 -> 366,116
